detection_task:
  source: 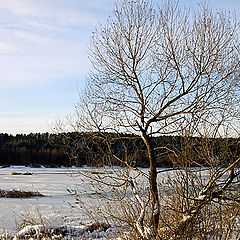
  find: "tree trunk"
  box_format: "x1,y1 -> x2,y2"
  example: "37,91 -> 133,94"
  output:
141,131 -> 159,237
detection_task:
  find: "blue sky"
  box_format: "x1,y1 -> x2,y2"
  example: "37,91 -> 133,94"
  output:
0,0 -> 239,135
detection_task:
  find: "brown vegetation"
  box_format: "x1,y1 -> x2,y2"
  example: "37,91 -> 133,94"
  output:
10,172 -> 34,175
0,189 -> 44,198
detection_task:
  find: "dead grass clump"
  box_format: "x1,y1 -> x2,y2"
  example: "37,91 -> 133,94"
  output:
87,221 -> 111,232
10,172 -> 33,175
0,189 -> 44,198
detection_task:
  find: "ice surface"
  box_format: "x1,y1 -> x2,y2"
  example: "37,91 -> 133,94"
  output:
0,166 -> 216,232
0,167 -> 92,230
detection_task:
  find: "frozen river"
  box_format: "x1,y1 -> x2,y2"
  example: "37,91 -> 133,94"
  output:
0,166 -> 93,231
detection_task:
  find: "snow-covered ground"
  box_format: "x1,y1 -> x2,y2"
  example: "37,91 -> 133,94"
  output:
0,166 -> 99,231
1,166 -> 238,239
0,165 -> 208,232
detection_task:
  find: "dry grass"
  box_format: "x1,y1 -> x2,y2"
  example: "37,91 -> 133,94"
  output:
10,172 -> 33,175
0,189 -> 43,198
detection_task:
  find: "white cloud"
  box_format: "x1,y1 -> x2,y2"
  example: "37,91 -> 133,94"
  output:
48,8 -> 99,27
0,0 -> 100,88
0,0 -> 38,16
0,41 -> 18,53
0,53 -> 90,87
0,0 -> 114,134
0,0 -> 104,28
14,31 -> 51,44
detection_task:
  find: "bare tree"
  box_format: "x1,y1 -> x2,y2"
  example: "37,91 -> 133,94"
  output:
59,0 -> 240,238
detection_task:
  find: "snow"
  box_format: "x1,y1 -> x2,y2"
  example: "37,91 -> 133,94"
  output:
0,166 -> 182,231
9,165 -> 29,169
0,166 -> 130,236
0,223 -> 123,239
195,194 -> 206,201
182,214 -> 192,222
0,167 -> 90,230
1,166 -> 238,238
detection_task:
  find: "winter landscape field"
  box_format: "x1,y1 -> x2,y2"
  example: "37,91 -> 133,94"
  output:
0,165 -> 239,239
1,0 -> 240,238
0,166 -> 140,239
0,166 -> 105,234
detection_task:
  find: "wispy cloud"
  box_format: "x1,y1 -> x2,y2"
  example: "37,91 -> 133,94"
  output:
14,31 -> 51,44
0,53 -> 89,87
0,0 -> 239,134
0,0 -> 100,88
0,41 -> 18,53
0,0 -> 108,28
0,0 -> 38,16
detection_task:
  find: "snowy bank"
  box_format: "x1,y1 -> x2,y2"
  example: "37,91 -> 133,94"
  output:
0,222 -> 125,239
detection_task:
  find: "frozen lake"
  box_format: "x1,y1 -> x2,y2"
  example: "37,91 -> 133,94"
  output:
0,166 -> 217,233
0,166 -> 96,231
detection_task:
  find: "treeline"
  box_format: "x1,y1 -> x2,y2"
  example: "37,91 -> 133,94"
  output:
0,132 -> 239,168
0,133 -> 67,167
